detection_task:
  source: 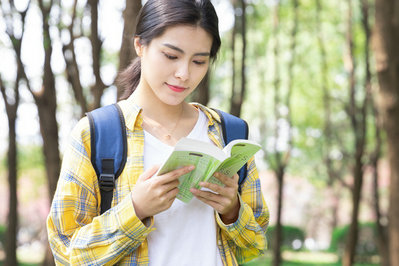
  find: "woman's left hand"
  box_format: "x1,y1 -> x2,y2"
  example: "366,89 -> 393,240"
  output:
190,172 -> 240,224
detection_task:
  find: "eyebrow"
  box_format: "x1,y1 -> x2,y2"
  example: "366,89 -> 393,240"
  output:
163,43 -> 210,57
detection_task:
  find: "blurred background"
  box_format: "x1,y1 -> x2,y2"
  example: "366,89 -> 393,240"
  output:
1,0 -> 399,265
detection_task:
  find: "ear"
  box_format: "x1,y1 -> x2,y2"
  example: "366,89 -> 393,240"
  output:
134,37 -> 143,57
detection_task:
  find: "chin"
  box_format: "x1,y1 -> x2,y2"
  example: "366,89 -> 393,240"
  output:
161,96 -> 186,106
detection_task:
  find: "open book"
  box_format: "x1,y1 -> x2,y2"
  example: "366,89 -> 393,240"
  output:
157,137 -> 261,203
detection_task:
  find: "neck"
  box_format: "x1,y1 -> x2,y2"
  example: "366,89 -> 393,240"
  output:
131,82 -> 186,123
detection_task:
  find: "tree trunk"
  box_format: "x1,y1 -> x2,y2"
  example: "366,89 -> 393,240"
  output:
229,1 -> 237,115
1,78 -> 19,266
342,0 -> 358,264
87,0 -> 106,110
271,1 -> 282,265
5,119 -> 18,266
273,166 -> 284,266
343,156 -> 364,266
370,104 -> 389,266
316,0 -> 342,234
361,1 -> 389,265
0,3 -> 27,264
230,0 -> 246,117
343,0 -> 370,264
192,71 -> 210,105
373,0 -> 399,265
117,0 -> 142,100
34,1 -> 60,265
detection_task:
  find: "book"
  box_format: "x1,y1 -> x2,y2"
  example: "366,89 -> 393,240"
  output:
157,137 -> 262,203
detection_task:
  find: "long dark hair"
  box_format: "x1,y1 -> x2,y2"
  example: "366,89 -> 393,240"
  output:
117,0 -> 221,100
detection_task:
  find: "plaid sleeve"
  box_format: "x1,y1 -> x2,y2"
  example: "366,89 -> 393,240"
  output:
216,157 -> 269,264
46,117 -> 154,265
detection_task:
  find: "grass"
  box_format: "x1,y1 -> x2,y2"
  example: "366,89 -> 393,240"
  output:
0,250 -> 381,266
243,251 -> 380,266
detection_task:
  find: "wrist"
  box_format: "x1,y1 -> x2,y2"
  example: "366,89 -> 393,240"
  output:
131,193 -> 147,221
220,198 -> 240,224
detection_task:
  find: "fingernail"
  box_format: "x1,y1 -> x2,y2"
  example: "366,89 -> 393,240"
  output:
188,165 -> 195,170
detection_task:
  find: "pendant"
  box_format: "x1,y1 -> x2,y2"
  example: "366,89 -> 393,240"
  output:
165,134 -> 171,140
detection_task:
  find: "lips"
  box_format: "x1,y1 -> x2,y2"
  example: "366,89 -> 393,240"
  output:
166,83 -> 187,93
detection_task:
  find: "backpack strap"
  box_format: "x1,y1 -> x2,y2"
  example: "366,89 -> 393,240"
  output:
213,109 -> 249,193
86,104 -> 127,214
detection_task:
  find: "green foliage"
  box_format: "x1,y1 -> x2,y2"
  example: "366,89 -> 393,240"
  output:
266,225 -> 306,251
329,222 -> 379,256
0,145 -> 45,172
17,145 -> 45,172
0,224 -> 5,248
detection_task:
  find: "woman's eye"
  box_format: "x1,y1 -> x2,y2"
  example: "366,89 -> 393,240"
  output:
163,53 -> 177,60
193,60 -> 206,65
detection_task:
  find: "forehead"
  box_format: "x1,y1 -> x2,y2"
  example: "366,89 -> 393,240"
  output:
152,25 -> 213,54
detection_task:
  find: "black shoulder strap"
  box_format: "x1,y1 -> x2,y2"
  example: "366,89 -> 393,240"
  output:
86,104 -> 127,214
213,109 -> 249,193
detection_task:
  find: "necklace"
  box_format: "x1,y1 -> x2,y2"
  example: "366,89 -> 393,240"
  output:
143,106 -> 184,141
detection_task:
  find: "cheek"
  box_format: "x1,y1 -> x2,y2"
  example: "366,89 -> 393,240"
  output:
193,67 -> 209,84
143,55 -> 169,83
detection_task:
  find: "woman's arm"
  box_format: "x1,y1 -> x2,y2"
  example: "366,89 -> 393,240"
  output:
215,158 -> 269,263
190,154 -> 269,263
46,118 -> 153,265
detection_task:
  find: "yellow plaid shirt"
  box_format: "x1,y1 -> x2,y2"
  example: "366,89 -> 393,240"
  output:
47,95 -> 269,265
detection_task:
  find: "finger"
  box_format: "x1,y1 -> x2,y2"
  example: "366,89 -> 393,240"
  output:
191,188 -> 224,203
138,165 -> 159,182
157,165 -> 195,184
214,172 -> 238,187
198,181 -> 225,195
162,179 -> 180,192
165,187 -> 179,201
192,190 -> 225,212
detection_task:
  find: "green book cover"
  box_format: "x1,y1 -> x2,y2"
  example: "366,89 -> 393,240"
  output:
157,137 -> 261,203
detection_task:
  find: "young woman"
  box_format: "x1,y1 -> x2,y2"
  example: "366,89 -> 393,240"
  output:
47,0 -> 269,265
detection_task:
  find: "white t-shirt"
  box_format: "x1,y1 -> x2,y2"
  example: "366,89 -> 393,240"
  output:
144,110 -> 223,266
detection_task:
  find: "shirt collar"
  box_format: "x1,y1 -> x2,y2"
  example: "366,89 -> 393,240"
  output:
117,94 -> 143,132
117,96 -> 223,132
190,102 -> 221,125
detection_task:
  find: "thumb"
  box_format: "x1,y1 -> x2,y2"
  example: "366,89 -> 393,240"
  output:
138,165 -> 160,182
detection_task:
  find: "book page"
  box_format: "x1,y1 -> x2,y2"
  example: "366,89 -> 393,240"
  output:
157,150 -> 222,203
207,141 -> 261,186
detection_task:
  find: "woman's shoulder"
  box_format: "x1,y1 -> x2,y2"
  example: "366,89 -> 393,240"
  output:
190,102 -> 222,124
70,116 -> 91,140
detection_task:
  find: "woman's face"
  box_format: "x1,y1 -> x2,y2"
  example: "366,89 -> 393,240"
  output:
135,25 -> 213,106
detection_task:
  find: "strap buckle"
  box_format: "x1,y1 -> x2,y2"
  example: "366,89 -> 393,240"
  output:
99,173 -> 115,192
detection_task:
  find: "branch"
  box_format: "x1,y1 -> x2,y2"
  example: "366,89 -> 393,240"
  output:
2,0 -> 34,96
88,0 -> 106,103
0,75 -> 10,111
61,0 -> 87,114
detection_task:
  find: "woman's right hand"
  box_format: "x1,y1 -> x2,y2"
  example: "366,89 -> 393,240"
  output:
130,165 -> 195,220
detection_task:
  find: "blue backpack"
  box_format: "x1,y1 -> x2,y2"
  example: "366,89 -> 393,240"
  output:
87,104 -> 249,214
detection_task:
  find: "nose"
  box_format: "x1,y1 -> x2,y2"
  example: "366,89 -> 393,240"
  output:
175,62 -> 190,81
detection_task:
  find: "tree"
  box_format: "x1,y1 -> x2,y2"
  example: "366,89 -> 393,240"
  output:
60,0 -> 112,116
4,0 -> 61,264
0,3 -> 27,265
190,71 -> 210,105
316,0 -> 344,236
342,0 -> 372,263
269,0 -> 298,265
0,74 -> 19,266
229,0 -> 247,117
359,1 -> 390,265
117,0 -> 142,99
373,0 -> 399,265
